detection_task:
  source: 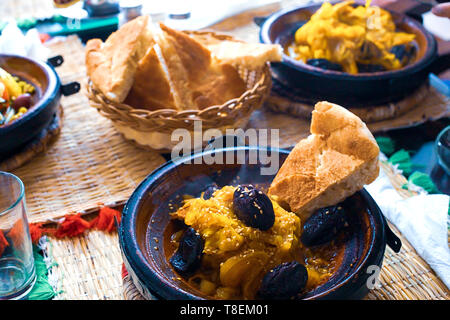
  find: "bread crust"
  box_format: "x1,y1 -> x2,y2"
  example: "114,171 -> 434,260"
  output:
85,15 -> 152,103
191,34 -> 282,69
86,16 -> 151,103
157,23 -> 247,110
268,101 -> 380,219
207,41 -> 282,69
124,45 -> 176,110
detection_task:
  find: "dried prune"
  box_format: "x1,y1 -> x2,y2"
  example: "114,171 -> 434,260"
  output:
169,227 -> 204,275
11,93 -> 32,110
202,183 -> 218,200
233,184 -> 275,231
359,40 -> 382,60
306,59 -> 343,72
390,44 -> 416,66
357,63 -> 386,73
301,204 -> 349,247
257,261 -> 308,300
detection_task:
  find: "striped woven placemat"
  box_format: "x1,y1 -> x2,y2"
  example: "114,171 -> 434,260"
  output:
0,105 -> 63,172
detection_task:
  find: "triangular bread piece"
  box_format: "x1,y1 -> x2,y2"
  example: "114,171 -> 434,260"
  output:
85,15 -> 153,103
207,41 -> 282,69
268,101 -> 380,220
192,35 -> 282,69
124,44 -> 177,110
190,63 -> 247,109
155,23 -> 211,109
156,23 -> 246,110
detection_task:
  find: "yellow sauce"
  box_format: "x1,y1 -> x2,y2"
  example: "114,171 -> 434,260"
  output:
288,0 -> 415,73
169,185 -> 341,299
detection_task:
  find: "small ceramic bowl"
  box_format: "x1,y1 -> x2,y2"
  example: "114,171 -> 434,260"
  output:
0,54 -> 79,159
119,146 -> 401,300
258,2 -> 443,107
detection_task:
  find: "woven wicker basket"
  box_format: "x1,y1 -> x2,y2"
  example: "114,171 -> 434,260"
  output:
86,31 -> 272,153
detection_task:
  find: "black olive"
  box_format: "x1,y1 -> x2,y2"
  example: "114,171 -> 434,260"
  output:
359,40 -> 382,60
390,44 -> 416,66
301,204 -> 349,247
11,93 -> 32,110
257,261 -> 308,300
169,227 -> 204,275
233,184 -> 275,231
357,63 -> 386,73
202,183 -> 218,200
306,59 -> 343,72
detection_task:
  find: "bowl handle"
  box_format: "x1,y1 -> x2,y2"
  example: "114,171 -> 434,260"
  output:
47,55 -> 64,68
383,215 -> 402,253
61,82 -> 81,96
429,50 -> 450,76
253,16 -> 268,27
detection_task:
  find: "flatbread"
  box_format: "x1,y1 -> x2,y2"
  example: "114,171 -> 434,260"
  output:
268,101 -> 380,219
124,44 -> 177,110
157,23 -> 247,110
85,15 -> 153,103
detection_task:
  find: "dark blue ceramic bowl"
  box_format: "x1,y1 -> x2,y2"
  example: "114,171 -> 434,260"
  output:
258,3 -> 441,107
119,146 -> 401,300
0,55 -> 62,159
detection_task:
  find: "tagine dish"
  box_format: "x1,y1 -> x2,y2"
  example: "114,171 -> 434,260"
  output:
0,67 -> 35,126
164,101 -> 381,299
285,0 -> 416,74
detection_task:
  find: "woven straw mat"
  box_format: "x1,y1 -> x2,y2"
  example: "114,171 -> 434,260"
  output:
248,86 -> 450,150
0,105 -> 63,172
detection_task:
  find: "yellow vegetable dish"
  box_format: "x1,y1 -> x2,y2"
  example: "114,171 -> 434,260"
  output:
0,67 -> 35,126
289,0 -> 416,74
169,185 -> 342,300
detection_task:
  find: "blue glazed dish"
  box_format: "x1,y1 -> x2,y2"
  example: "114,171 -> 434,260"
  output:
119,146 -> 401,300
0,54 -> 61,159
258,3 -> 442,107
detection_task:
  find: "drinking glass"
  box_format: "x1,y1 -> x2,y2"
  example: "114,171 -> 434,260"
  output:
436,126 -> 450,175
431,126 -> 450,194
0,172 -> 35,300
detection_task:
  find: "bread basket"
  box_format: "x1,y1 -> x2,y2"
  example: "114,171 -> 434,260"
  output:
86,30 -> 272,153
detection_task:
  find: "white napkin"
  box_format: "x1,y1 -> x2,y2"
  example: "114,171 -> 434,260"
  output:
423,11 -> 450,42
0,20 -> 50,62
365,161 -> 450,289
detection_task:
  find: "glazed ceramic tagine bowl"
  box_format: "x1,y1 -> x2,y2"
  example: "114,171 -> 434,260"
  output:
257,2 -> 447,107
119,146 -> 401,300
0,54 -> 80,159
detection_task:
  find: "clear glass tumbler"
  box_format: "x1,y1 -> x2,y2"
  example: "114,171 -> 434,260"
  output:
0,172 -> 35,300
436,126 -> 450,175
